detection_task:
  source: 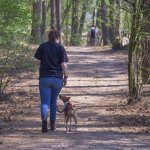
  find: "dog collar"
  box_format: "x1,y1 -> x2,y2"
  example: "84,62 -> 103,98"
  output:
64,101 -> 69,108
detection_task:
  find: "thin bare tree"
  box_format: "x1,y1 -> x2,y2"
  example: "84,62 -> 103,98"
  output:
100,0 -> 110,45
55,0 -> 61,33
50,0 -> 55,27
31,0 -> 41,42
41,0 -> 47,41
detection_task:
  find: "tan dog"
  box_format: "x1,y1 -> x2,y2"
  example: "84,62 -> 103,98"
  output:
58,95 -> 77,133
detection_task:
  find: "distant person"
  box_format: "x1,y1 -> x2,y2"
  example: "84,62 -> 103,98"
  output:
34,30 -> 68,133
88,25 -> 98,46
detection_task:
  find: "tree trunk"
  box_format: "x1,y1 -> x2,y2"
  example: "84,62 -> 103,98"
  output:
65,0 -> 70,46
50,0 -> 55,27
96,0 -> 101,46
109,0 -> 116,43
115,0 -> 120,37
128,0 -> 142,103
92,9 -> 96,26
70,0 -> 79,45
128,23 -> 137,103
78,1 -> 88,36
55,0 -> 61,33
128,14 -> 137,102
62,1 -> 71,25
41,0 -> 47,41
96,0 -> 101,29
31,0 -> 41,42
142,1 -> 150,84
100,0 -> 110,46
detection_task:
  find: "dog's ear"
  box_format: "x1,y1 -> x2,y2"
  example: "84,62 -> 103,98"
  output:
59,94 -> 71,101
67,97 -> 71,100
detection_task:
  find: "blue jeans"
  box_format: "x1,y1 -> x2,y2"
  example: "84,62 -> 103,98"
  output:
39,77 -> 63,122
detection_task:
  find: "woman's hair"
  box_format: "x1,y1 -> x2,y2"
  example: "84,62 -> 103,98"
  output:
48,31 -> 60,43
50,25 -> 57,31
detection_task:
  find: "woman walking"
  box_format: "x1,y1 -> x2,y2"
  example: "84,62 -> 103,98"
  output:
34,31 -> 68,133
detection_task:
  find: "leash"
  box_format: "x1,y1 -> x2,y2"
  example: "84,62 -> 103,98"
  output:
56,105 -> 64,113
57,101 -> 69,113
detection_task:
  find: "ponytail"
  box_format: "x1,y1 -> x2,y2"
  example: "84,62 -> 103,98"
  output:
48,31 -> 60,43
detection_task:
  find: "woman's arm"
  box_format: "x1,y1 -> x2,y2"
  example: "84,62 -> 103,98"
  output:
61,62 -> 68,86
61,62 -> 68,77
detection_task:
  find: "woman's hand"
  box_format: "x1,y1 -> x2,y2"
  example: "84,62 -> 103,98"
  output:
63,78 -> 67,86
61,62 -> 68,86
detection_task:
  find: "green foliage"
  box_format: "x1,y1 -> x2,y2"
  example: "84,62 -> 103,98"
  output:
0,0 -> 33,95
70,34 -> 81,46
85,0 -> 97,12
0,38 -> 35,95
112,38 -> 123,50
0,0 -> 31,43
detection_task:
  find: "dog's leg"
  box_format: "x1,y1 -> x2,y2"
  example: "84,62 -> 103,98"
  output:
69,117 -> 72,132
73,115 -> 77,133
66,121 -> 68,133
64,116 -> 66,127
66,116 -> 69,133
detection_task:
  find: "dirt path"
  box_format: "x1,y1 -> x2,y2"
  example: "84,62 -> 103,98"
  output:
1,47 -> 150,150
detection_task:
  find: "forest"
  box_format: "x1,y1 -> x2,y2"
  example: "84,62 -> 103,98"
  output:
0,0 -> 149,102
0,0 -> 150,149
